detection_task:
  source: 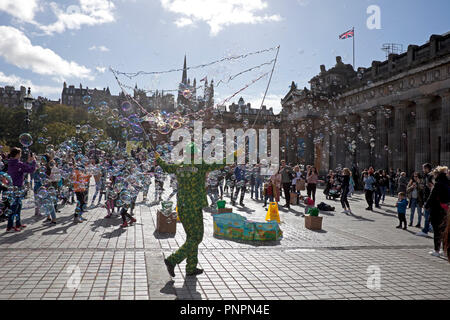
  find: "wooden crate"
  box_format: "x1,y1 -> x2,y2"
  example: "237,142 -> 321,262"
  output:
305,215 -> 323,231
290,192 -> 298,205
156,210 -> 177,234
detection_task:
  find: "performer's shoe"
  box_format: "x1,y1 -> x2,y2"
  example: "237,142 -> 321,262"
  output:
186,268 -> 203,276
164,259 -> 176,277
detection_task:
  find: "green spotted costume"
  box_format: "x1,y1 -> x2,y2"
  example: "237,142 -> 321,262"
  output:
156,155 -> 227,273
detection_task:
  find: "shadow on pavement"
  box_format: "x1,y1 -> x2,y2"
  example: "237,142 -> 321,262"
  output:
160,280 -> 177,296
309,229 -> 328,233
213,235 -> 282,247
101,227 -> 127,239
90,215 -> 122,232
175,277 -> 202,300
153,230 -> 176,239
343,211 -> 375,222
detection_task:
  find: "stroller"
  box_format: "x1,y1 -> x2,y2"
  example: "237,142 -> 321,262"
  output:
327,181 -> 342,200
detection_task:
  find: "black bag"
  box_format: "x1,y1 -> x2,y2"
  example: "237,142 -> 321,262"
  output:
318,202 -> 335,211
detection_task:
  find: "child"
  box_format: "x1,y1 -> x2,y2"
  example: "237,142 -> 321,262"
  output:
304,197 -> 315,216
262,181 -> 274,207
104,175 -> 116,218
396,192 -> 408,230
72,163 -> 91,223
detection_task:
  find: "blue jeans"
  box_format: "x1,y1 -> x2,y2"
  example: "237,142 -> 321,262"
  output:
409,198 -> 422,225
374,189 -> 381,207
380,186 -> 386,202
264,195 -> 274,206
7,197 -> 22,229
255,179 -> 262,199
389,182 -> 395,196
421,209 -> 432,234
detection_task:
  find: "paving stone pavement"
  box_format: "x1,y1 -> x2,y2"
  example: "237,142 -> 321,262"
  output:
1,178 -> 449,300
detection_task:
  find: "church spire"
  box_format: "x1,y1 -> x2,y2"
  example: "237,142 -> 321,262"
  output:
181,54 -> 187,85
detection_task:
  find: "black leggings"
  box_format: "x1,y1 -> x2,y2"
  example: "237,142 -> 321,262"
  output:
75,191 -> 87,217
365,190 -> 374,209
120,207 -> 134,223
340,187 -> 350,209
431,215 -> 446,252
307,184 -> 316,202
282,183 -> 291,206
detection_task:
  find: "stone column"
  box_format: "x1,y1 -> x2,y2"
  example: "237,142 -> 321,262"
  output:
393,103 -> 408,172
305,131 -> 315,166
329,132 -> 337,170
414,97 -> 433,172
357,114 -> 370,171
440,91 -> 450,166
375,108 -> 387,170
335,117 -> 346,168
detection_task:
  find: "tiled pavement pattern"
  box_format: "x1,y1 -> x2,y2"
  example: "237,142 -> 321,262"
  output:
1,179 -> 449,300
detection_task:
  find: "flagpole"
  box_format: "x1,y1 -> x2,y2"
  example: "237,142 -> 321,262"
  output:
353,27 -> 355,70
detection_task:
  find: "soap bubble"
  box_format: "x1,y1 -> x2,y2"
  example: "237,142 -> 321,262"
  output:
82,95 -> 91,105
19,133 -> 33,147
182,89 -> 192,99
121,101 -> 132,112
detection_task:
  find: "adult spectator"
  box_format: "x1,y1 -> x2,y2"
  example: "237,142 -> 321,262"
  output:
280,160 -> 294,209
417,163 -> 434,237
424,166 -> 449,257
6,147 -> 36,232
232,164 -> 247,206
389,168 -> 396,196
397,172 -> 408,194
379,170 -> 389,204
407,172 -> 424,227
373,169 -> 382,209
306,166 -> 319,203
363,169 -> 376,211
340,168 -> 352,213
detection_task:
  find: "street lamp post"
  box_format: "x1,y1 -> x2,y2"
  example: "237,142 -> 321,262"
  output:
23,87 -> 34,158
369,138 -> 376,168
75,124 -> 81,153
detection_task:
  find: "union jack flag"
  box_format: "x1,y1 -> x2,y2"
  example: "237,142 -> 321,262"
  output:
339,29 -> 354,40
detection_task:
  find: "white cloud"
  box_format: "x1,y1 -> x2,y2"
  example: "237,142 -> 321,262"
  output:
89,45 -> 110,52
160,0 -> 281,36
174,17 -> 194,27
39,0 -> 116,35
0,71 -> 61,97
0,0 -> 40,22
96,66 -> 107,73
0,26 -> 92,80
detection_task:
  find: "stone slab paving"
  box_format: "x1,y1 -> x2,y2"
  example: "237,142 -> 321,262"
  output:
0,178 -> 449,300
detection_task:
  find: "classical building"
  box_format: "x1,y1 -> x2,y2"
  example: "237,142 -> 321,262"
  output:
281,32 -> 450,174
61,82 -> 117,108
0,85 -> 27,108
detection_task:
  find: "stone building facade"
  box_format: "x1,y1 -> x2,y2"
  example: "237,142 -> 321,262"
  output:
280,32 -> 450,175
0,85 -> 26,108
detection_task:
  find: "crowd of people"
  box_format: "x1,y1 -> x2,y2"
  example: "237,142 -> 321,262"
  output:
0,145 -> 449,261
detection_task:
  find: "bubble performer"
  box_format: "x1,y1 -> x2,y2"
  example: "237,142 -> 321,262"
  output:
156,143 -> 234,277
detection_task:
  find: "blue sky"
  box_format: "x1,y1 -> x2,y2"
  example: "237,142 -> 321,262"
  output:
0,0 -> 449,114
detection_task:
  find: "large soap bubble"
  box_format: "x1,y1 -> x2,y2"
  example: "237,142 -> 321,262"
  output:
19,133 -> 33,147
